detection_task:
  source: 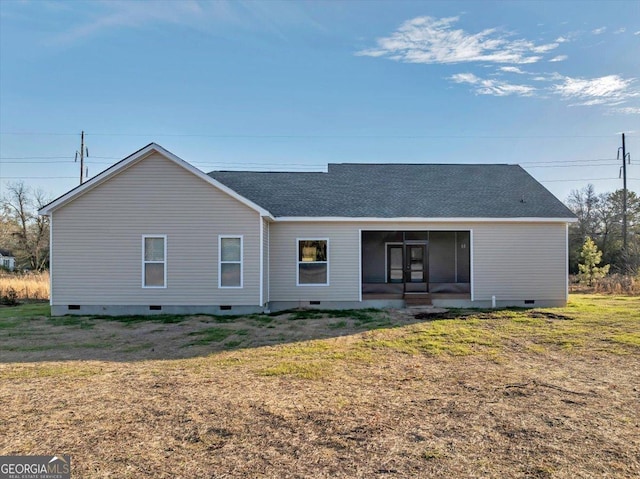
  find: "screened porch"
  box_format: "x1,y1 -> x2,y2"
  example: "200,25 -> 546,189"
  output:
361,230 -> 471,301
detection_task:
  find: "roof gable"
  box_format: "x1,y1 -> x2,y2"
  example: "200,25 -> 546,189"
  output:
38,143 -> 272,217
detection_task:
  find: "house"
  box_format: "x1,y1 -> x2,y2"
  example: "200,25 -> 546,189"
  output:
0,249 -> 16,271
39,143 -> 577,316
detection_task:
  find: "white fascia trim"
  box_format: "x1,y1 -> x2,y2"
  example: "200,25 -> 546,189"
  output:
470,229 -> 475,302
275,216 -> 577,223
358,230 -> 362,302
49,213 -> 53,306
38,143 -> 274,219
565,223 -> 569,303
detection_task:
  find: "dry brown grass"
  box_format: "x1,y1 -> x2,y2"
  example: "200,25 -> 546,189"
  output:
0,271 -> 49,300
569,273 -> 640,295
0,295 -> 639,478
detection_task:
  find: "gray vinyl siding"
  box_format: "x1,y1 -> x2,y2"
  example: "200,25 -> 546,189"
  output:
269,221 -> 567,303
51,152 -> 261,306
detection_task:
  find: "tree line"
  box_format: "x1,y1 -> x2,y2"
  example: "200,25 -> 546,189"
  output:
1,182 -> 50,271
567,185 -> 640,275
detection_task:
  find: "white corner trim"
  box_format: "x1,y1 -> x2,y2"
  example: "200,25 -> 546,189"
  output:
358,230 -> 362,302
218,235 -> 244,289
259,218 -> 264,306
275,216 -> 577,223
38,143 -> 274,219
470,229 -> 475,302
565,223 -> 569,303
49,213 -> 53,306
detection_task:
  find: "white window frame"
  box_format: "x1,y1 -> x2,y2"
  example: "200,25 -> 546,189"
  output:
296,238 -> 330,287
219,235 -> 244,289
142,235 -> 167,289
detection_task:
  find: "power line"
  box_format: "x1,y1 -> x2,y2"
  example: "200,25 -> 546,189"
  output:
0,156 -> 118,160
0,131 -> 632,139
524,163 -> 618,168
518,158 -> 618,165
539,177 -> 623,183
1,176 -> 79,179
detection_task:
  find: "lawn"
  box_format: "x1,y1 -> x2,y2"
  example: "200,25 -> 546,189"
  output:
0,295 -> 638,478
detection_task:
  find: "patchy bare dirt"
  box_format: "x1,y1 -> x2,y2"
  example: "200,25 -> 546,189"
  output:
1,296 -> 639,478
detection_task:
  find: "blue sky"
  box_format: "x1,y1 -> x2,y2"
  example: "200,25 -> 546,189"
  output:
1,0 -> 638,205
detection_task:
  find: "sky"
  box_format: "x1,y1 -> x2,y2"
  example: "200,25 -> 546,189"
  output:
0,0 -> 638,206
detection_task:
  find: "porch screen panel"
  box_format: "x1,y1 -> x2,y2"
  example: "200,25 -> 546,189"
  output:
429,232 -> 456,283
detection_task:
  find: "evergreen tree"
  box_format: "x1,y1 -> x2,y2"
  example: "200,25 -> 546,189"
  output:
577,237 -> 610,286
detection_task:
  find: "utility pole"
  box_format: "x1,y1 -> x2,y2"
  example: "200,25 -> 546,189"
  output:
618,133 -> 631,252
75,131 -> 89,185
622,133 -> 627,251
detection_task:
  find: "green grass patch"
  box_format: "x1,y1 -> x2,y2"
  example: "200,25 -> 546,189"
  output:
610,333 -> 640,347
258,360 -> 331,379
187,327 -> 235,345
328,320 -> 348,329
0,303 -> 50,319
93,314 -> 187,324
0,365 -> 100,380
0,319 -> 20,329
49,316 -> 95,329
3,341 -> 111,352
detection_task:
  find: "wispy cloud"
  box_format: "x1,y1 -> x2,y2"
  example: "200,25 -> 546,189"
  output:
610,106 -> 640,115
49,0 -> 326,44
53,0 -> 211,44
357,15 -> 637,113
356,16 -> 559,65
634,31 -> 640,36
614,27 -> 626,34
450,73 -> 536,96
552,75 -> 638,106
499,66 -> 526,74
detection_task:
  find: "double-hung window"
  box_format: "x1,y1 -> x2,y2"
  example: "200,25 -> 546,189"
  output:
142,235 -> 166,288
219,236 -> 243,288
297,239 -> 329,286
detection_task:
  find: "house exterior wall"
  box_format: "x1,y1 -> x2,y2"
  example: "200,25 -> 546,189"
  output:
269,221 -> 568,306
50,152 -> 262,310
1,255 -> 16,271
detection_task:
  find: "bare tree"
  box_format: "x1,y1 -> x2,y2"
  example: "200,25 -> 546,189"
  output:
1,182 -> 50,271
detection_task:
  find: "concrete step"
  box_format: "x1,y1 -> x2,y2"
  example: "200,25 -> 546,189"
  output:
404,293 -> 432,306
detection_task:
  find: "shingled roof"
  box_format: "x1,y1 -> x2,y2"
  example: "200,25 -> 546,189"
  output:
209,163 -> 575,219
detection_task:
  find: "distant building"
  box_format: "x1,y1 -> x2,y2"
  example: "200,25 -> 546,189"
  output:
0,249 -> 16,271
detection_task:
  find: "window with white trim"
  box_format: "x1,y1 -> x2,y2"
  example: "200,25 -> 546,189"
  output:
143,235 -> 166,288
219,236 -> 243,288
297,239 -> 328,286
